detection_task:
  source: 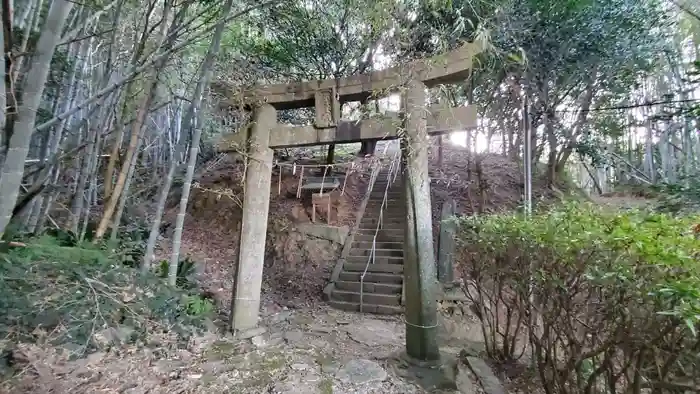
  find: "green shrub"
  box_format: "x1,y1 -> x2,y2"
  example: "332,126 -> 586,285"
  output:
183,294 -> 215,317
9,235 -> 109,264
457,201 -> 700,393
158,257 -> 198,289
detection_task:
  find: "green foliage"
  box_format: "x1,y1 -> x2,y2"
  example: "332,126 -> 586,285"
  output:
9,235 -> 109,264
457,201 -> 700,392
226,0 -> 393,81
182,294 -> 215,317
399,0 -> 495,56
158,256 -> 198,289
110,224 -> 149,267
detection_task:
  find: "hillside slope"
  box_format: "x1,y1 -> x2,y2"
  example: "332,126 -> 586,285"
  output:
158,141 -> 555,312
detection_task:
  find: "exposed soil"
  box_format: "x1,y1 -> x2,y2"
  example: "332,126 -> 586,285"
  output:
155,151 -> 376,311
154,139 -> 557,315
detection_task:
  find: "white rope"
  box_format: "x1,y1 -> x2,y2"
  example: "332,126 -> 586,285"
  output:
277,161 -> 282,195
296,166 -> 305,198
340,168 -> 350,196
320,165 -> 328,195
402,317 -> 439,329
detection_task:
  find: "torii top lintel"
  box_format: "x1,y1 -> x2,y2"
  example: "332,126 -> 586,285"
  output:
213,40 -> 485,110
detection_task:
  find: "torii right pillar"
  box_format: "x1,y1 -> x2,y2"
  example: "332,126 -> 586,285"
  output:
401,79 -> 441,363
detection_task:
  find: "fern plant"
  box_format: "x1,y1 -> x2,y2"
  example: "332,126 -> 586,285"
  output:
158,257 -> 198,288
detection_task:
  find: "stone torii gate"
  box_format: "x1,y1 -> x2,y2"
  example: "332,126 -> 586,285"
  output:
215,40 -> 483,363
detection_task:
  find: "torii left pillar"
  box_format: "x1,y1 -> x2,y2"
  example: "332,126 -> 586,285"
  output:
231,104 -> 275,332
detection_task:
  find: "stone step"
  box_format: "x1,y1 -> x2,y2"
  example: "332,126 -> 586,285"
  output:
358,224 -> 405,232
367,200 -> 402,206
365,211 -> 402,217
360,215 -> 406,222
370,186 -> 401,191
371,187 -> 402,192
373,179 -> 400,184
366,196 -> 402,202
371,182 -> 400,187
335,280 -> 402,294
343,261 -> 403,273
371,189 -> 400,194
331,289 -> 402,306
353,234 -> 404,243
363,206 -> 403,210
365,200 -> 402,207
328,300 -> 402,315
355,229 -> 404,238
361,211 -> 404,218
362,214 -> 406,222
357,226 -> 403,231
348,248 -> 403,258
357,225 -> 404,232
360,217 -> 405,226
362,210 -> 405,217
369,193 -> 402,198
352,240 -> 404,250
338,271 -> 403,284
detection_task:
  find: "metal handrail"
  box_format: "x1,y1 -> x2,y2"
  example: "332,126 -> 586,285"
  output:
359,151 -> 401,313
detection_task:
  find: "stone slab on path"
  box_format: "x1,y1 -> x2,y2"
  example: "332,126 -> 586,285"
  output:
336,359 -> 388,385
345,318 -> 402,347
465,356 -> 507,394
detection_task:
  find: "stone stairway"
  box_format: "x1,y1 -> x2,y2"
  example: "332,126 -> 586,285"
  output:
328,168 -> 406,314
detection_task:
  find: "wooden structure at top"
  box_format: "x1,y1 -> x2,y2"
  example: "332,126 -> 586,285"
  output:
213,40 -> 485,151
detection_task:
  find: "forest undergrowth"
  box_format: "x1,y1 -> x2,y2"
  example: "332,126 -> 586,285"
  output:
0,229 -> 217,382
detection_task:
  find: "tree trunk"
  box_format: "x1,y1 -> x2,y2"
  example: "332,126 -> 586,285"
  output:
644,117 -> 655,183
168,0 -> 234,286
94,0 -> 178,240
0,12 -> 5,140
80,130 -> 103,242
545,111 -> 557,185
0,0 -> 73,238
26,129 -> 51,232
109,124 -> 146,242
359,140 -> 377,156
142,102 -> 183,274
12,0 -> 43,84
104,98 -> 129,200
94,77 -> 159,240
326,144 -> 335,165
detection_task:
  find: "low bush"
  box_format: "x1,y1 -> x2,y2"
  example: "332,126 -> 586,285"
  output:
457,201 -> 700,394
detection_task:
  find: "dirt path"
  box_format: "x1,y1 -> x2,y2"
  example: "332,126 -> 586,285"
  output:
10,299 -> 489,393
